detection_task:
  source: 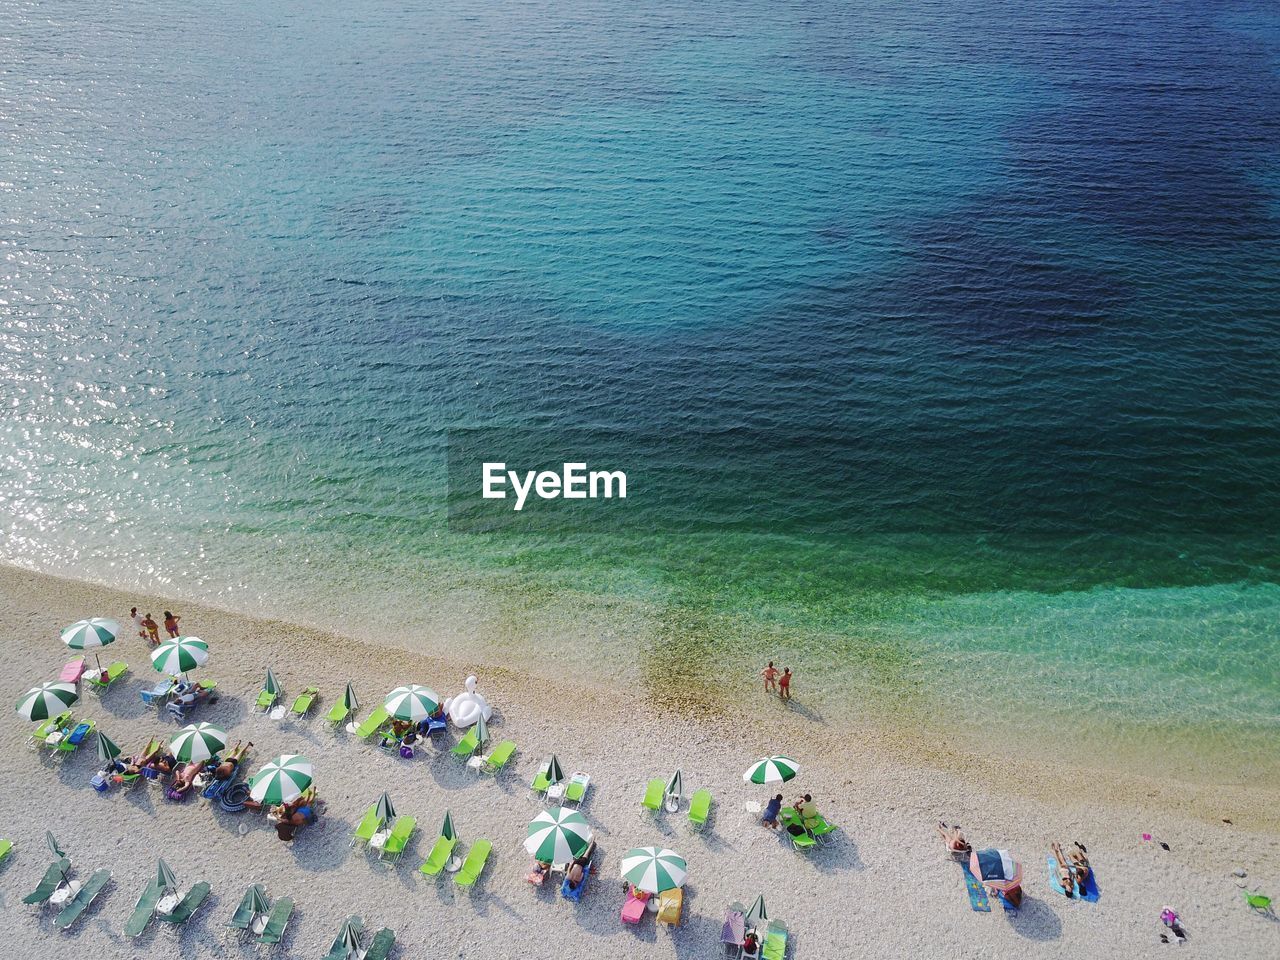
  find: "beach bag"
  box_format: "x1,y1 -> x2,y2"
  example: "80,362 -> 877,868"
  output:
399,744 -> 415,759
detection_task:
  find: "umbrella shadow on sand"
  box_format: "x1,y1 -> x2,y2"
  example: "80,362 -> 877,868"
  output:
1004,895 -> 1063,941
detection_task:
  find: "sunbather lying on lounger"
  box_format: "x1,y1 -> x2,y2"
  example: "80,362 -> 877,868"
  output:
936,821 -> 970,853
170,762 -> 204,797
213,741 -> 252,780
1051,841 -> 1090,897
528,860 -> 551,884
566,861 -> 586,890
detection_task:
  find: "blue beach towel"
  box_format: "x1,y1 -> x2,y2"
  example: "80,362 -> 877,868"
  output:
1046,855 -> 1100,901
67,723 -> 91,745
961,864 -> 991,912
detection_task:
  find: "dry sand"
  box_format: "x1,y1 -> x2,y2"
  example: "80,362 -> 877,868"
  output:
0,563 -> 1276,959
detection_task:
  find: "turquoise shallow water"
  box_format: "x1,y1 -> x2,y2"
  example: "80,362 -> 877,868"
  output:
2,0 -> 1278,782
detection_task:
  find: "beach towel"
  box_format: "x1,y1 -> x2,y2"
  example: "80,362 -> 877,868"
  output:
1046,856 -> 1100,901
961,864 -> 991,912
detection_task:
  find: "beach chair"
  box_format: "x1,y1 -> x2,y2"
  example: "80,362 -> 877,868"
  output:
806,813 -> 838,845
255,687 -> 279,713
688,789 -> 713,827
364,928 -> 396,960
227,883 -> 267,937
86,661 -> 129,693
532,769 -> 553,796
324,916 -> 363,960
780,808 -> 816,852
418,835 -> 458,877
54,868 -> 111,930
27,711 -> 72,749
354,706 -> 390,740
450,727 -> 480,758
657,886 -> 684,928
621,889 -> 648,924
158,881 -> 211,925
563,773 -> 591,807
641,778 -> 664,812
479,739 -> 515,775
254,896 -> 294,947
351,804 -> 386,848
325,700 -> 351,727
289,687 -> 318,718
22,859 -> 71,905
762,920 -> 789,960
380,815 -> 417,862
423,715 -> 447,737
453,839 -> 492,889
721,903 -> 747,957
60,658 -> 87,684
0,839 -> 11,864
561,860 -> 592,902
1245,891 -> 1274,913
125,878 -> 163,937
140,679 -> 173,707
54,718 -> 95,757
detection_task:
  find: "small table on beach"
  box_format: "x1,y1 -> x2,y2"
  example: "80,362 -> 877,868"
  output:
48,880 -> 80,907
466,756 -> 485,774
157,893 -> 180,915
546,782 -> 567,802
369,830 -> 390,852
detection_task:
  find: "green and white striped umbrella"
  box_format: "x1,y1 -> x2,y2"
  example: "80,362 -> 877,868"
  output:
249,754 -> 314,805
244,883 -> 270,918
743,756 -> 799,785
338,917 -> 363,954
16,681 -> 79,721
374,791 -> 396,823
342,681 -> 359,712
96,731 -> 122,764
473,713 -> 489,746
170,722 -> 227,763
745,893 -> 768,927
150,636 -> 209,676
157,858 -> 179,895
666,768 -> 683,799
525,807 -> 592,863
46,830 -> 65,859
620,846 -> 687,893
384,684 -> 440,722
61,618 -> 118,650
542,755 -> 565,786
439,809 -> 456,842
263,668 -> 281,696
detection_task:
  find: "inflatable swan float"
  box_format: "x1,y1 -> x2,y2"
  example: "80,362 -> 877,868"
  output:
444,675 -> 492,728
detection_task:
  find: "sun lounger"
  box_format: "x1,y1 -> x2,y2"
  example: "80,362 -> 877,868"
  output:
363,927 -> 396,960
418,835 -> 458,877
227,883 -> 266,935
621,890 -> 648,924
60,658 -> 87,684
54,868 -> 110,930
480,740 -> 516,774
532,770 -> 552,795
453,839 -> 492,889
424,715 -> 447,737
0,839 -> 11,863
23,859 -> 71,905
254,896 -> 294,947
351,804 -> 385,848
720,903 -> 746,956
762,920 -> 789,960
140,679 -> 174,707
158,881 -> 211,925
125,878 -> 163,937
55,718 -> 95,756
688,789 -> 713,827
380,815 -> 417,862
86,661 -> 129,692
561,860 -> 592,902
563,772 -> 591,807
641,778 -> 664,812
657,886 -> 684,928
450,728 -> 480,758
290,687 -> 319,718
354,706 -> 390,739
324,916 -> 364,960
325,700 -> 352,727
255,688 -> 278,712
805,813 -> 838,845
27,712 -> 72,749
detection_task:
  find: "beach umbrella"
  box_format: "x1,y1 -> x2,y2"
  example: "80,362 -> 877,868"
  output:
439,809 -> 456,842
263,668 -> 281,696
374,791 -> 396,824
61,618 -> 118,671
150,636 -> 209,676
745,893 -> 768,927
16,681 -> 79,721
474,713 -> 489,747
620,846 -> 687,893
249,754 -> 314,805
96,731 -> 122,765
666,768 -> 683,799
170,722 -> 227,763
525,807 -> 592,863
157,858 -> 179,895
46,831 -> 65,859
342,681 -> 359,713
542,755 -> 564,787
970,848 -> 1023,892
743,756 -> 799,785
383,684 -> 440,722
242,883 -> 270,919
338,916 -> 363,954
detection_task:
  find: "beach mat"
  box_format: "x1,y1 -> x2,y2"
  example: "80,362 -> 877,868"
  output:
1046,855 -> 1100,901
961,864 -> 990,912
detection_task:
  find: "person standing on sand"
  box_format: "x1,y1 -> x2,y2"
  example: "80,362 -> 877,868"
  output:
130,607 -> 145,641
141,613 -> 160,645
163,611 -> 181,638
761,661 -> 779,693
778,667 -> 792,700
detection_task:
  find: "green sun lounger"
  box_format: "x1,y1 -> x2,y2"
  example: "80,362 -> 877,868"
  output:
326,700 -> 352,727
762,920 -> 789,960
54,868 -> 111,930
454,839 -> 492,888
564,773 -> 590,806
363,927 -> 397,960
55,718 -> 95,755
1245,891 -> 1273,912
228,883 -> 267,933
290,687 -> 318,718
418,835 -> 458,876
23,858 -> 71,905
806,813 -> 838,844
532,770 -> 552,794
351,804 -> 386,848
158,881 -> 211,925
0,839 -> 12,863
254,896 -> 294,946
450,728 -> 479,758
482,740 -> 516,773
641,778 -> 664,812
125,878 -> 163,937
380,815 -> 417,862
28,712 -> 72,748
355,706 -> 390,739
324,916 -> 364,960
87,661 -> 129,692
688,789 -> 712,827
255,689 -> 278,712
